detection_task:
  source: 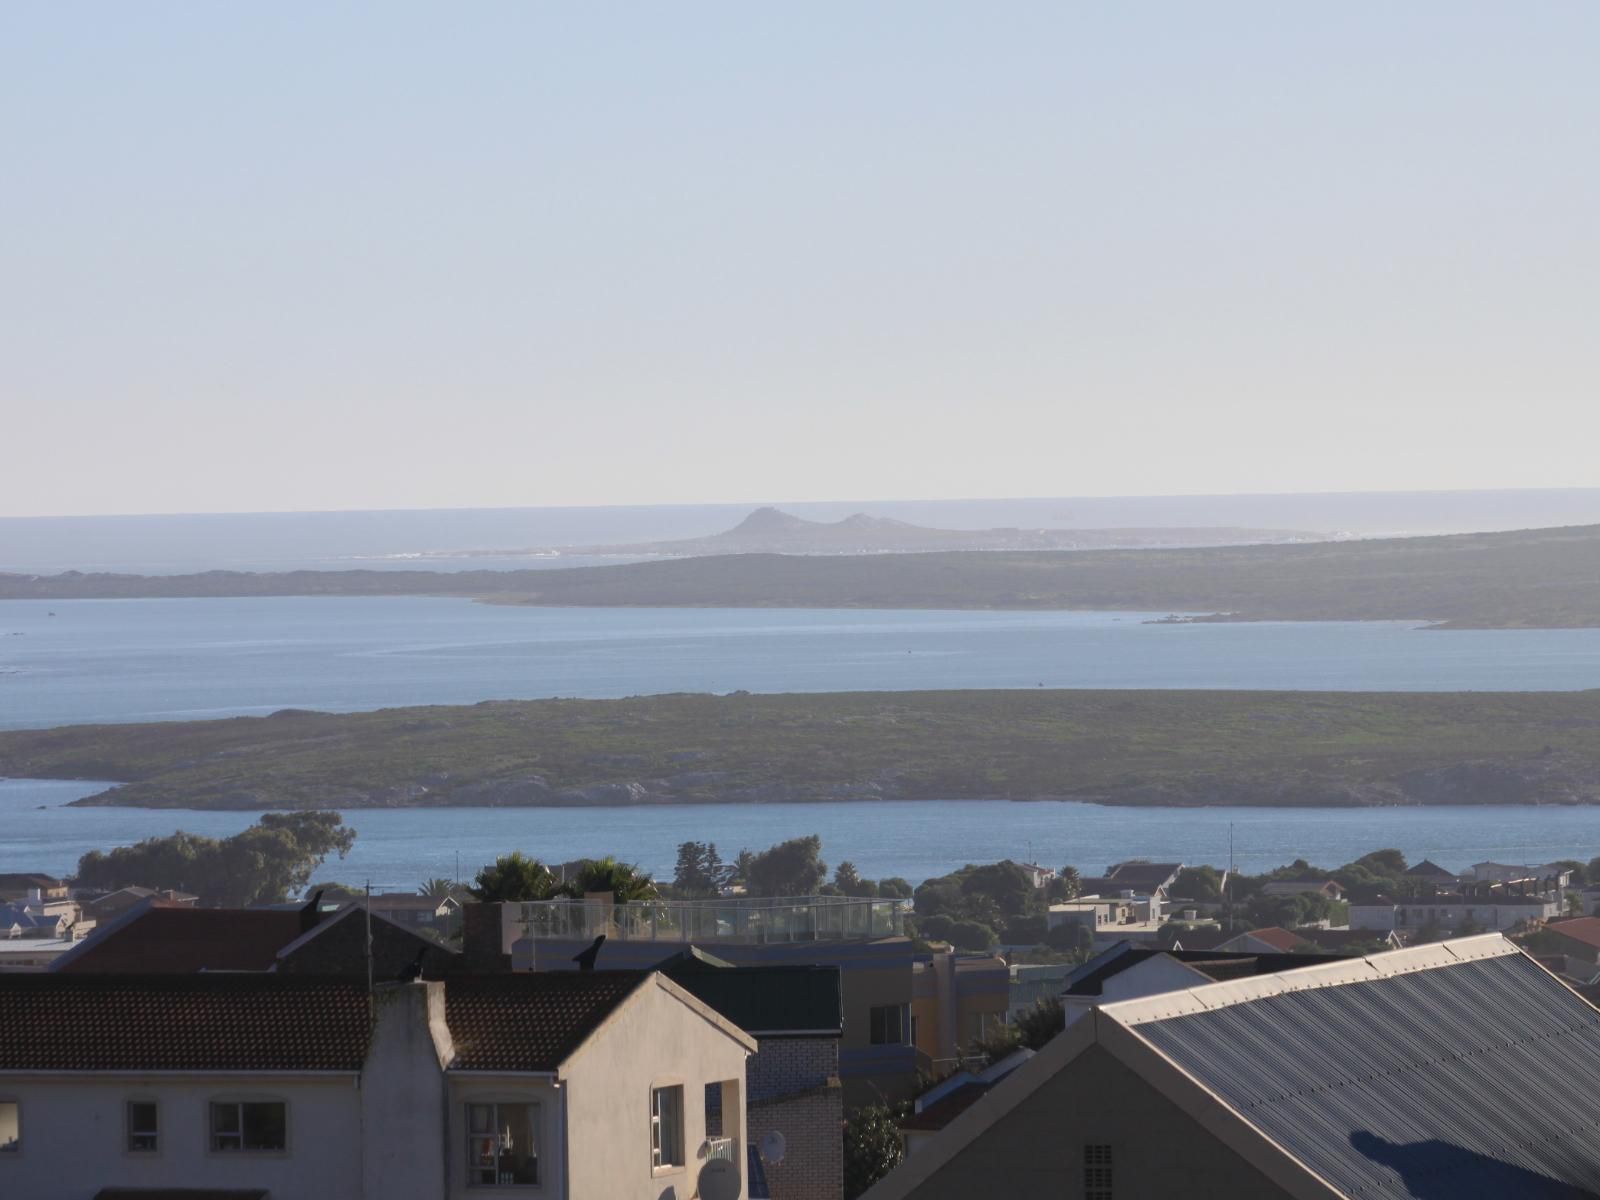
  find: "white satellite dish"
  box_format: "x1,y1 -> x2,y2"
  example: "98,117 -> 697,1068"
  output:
760,1129 -> 787,1165
699,1157 -> 739,1200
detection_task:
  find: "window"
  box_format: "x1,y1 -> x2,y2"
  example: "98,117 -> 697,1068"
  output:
869,1004 -> 904,1045
209,1101 -> 286,1152
127,1100 -> 159,1152
651,1085 -> 684,1170
0,1101 -> 17,1153
1084,1143 -> 1113,1199
467,1102 -> 539,1187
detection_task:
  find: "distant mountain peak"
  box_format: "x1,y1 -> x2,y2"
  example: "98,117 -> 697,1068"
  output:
726,507 -> 822,536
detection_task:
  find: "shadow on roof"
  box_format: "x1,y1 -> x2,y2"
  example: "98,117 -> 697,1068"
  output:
1349,1131 -> 1600,1199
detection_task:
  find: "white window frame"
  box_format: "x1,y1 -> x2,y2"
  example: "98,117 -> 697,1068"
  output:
650,1083 -> 685,1172
208,1097 -> 288,1154
126,1098 -> 160,1154
464,1099 -> 541,1189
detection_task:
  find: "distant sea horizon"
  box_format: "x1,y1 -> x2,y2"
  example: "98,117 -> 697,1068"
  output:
5,487 -> 1600,575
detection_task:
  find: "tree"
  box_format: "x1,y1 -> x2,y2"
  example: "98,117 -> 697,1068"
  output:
470,852 -> 559,902
843,1105 -> 905,1199
961,862 -> 1037,916
877,877 -> 913,900
673,842 -> 730,898
1014,996 -> 1065,1050
1172,865 -> 1225,903
73,812 -> 356,907
563,856 -> 656,903
419,877 -> 456,897
745,835 -> 827,897
834,861 -> 879,898
947,920 -> 997,952
1054,866 -> 1081,901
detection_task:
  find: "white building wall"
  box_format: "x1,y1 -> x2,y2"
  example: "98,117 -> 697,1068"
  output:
0,1075 -> 364,1200
1062,956 -> 1213,1027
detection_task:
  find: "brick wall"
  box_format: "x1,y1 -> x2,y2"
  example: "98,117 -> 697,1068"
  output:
748,1038 -> 842,1200
750,1084 -> 844,1200
749,1036 -> 838,1103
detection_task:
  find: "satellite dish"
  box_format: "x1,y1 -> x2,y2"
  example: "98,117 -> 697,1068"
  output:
699,1157 -> 739,1200
760,1130 -> 787,1165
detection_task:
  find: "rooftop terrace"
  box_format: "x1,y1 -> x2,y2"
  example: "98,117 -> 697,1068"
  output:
515,894 -> 910,944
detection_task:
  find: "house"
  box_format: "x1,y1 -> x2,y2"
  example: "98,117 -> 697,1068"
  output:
1259,879 -> 1345,901
0,874 -> 68,904
0,968 -> 757,1200
1542,916 -> 1600,966
1057,942 -> 1342,1027
0,904 -> 70,940
1404,859 -> 1462,887
1077,861 -> 1183,899
862,935 -> 1600,1199
663,949 -> 845,1200
1047,894 -> 1164,949
1349,886 -> 1560,937
52,899 -> 458,979
1011,863 -> 1056,889
496,894 -> 927,1103
911,947 -> 1010,1074
83,886 -> 200,921
360,890 -> 463,938
1469,861 -> 1573,888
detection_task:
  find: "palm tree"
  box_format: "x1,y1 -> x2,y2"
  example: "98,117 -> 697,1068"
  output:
419,877 -> 456,898
563,857 -> 657,903
470,852 -> 560,902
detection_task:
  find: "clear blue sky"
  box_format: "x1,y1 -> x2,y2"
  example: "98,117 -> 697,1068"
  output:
3,3 -> 1596,517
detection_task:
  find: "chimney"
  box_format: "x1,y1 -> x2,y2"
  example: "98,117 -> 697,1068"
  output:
462,902 -> 512,973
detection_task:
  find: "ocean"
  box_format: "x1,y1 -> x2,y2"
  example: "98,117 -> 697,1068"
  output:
6,778 -> 1600,890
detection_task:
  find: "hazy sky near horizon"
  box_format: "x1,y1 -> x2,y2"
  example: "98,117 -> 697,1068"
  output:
4,3 -> 1598,518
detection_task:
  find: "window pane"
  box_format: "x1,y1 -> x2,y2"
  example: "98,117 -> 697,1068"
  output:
241,1102 -> 287,1151
870,1006 -> 886,1044
467,1102 -> 538,1187
128,1101 -> 158,1152
653,1086 -> 684,1168
0,1101 -> 17,1153
211,1103 -> 241,1135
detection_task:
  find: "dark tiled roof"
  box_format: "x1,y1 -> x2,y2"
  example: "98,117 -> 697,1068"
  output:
665,958 -> 842,1035
1134,950 -> 1600,1199
55,908 -> 306,974
1105,862 -> 1182,889
1406,859 -> 1460,878
445,972 -> 647,1071
0,974 -> 372,1072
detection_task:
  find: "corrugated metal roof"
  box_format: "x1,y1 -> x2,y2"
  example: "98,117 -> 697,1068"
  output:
1132,950 -> 1600,1198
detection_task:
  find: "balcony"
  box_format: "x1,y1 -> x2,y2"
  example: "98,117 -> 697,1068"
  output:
513,895 -> 910,944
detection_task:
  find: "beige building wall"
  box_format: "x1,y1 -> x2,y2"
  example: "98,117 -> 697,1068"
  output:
884,1044 -> 1295,1200
561,977 -> 753,1200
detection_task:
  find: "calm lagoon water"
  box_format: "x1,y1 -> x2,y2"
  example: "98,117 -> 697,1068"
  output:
6,597 -> 1600,731
7,778 -> 1600,889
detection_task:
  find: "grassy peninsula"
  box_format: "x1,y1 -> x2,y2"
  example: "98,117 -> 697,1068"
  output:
6,689 -> 1600,810
5,523 -> 1600,627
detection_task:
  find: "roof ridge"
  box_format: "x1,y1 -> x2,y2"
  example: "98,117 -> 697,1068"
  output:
1100,934 -> 1517,1026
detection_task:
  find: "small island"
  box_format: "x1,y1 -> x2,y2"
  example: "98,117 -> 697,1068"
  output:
6,688 -> 1600,811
